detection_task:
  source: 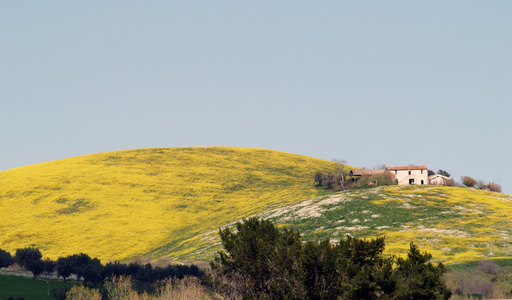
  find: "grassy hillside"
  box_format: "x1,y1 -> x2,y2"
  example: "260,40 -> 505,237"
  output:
244,185 -> 512,265
0,147 -> 338,262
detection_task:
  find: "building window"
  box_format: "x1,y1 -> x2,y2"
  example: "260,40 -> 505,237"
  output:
395,170 -> 397,174
421,180 -> 424,185
408,171 -> 411,175
409,179 -> 415,184
421,170 -> 423,174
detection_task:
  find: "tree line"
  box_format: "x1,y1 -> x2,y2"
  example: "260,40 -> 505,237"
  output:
314,171 -> 397,190
0,247 -> 203,290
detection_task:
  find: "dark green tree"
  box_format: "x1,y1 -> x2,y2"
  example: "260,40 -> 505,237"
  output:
211,218 -> 306,299
43,258 -> 55,274
314,172 -> 324,187
302,238 -> 343,299
56,256 -> 75,282
81,258 -> 104,286
337,236 -> 396,300
393,243 -> 451,300
437,170 -> 451,178
14,247 -> 44,278
0,248 -> 13,268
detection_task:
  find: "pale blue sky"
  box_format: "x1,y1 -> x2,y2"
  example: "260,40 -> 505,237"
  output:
1,2 -> 511,193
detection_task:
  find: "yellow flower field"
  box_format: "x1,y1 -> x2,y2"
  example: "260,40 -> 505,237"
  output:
0,147 -> 338,262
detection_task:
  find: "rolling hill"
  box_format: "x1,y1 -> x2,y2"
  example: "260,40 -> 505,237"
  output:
1,147 -> 510,266
0,147 -> 338,262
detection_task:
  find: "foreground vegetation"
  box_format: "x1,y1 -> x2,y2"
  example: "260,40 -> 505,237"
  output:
4,217 -> 512,299
209,218 -> 450,299
0,147 -> 338,261
46,219 -> 450,299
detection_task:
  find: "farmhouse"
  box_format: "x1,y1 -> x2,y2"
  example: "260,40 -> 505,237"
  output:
386,165 -> 428,185
349,165 -> 429,186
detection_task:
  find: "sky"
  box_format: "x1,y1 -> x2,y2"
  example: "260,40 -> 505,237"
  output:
1,2 -> 511,194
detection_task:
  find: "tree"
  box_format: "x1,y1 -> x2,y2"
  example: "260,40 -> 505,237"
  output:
43,258 -> 55,274
14,247 -> 44,278
211,218 -> 306,299
325,173 -> 335,189
314,172 -> 324,187
461,176 -> 477,187
333,159 -> 347,185
0,249 -> 13,269
394,243 -> 451,300
437,170 -> 451,178
56,256 -> 75,282
428,170 -> 436,176
81,258 -> 104,286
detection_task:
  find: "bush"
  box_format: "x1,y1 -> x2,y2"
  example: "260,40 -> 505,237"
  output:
478,260 -> 499,275
65,285 -> 101,300
353,172 -> 397,188
52,287 -> 71,300
461,176 -> 477,187
488,182 -> 502,193
445,178 -> 455,186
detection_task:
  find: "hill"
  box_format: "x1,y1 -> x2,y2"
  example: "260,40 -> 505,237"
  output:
0,147 -> 338,262
2,147 -> 511,266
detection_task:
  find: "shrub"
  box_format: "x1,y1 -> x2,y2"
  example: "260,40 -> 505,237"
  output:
103,276 -> 212,300
478,260 -> 499,275
352,172 -> 397,189
65,285 -> 101,300
488,182 -> 502,193
461,176 -> 477,187
52,287 -> 71,300
445,178 -> 455,186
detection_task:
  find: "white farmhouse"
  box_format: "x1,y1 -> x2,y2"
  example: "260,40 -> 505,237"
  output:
385,165 -> 428,186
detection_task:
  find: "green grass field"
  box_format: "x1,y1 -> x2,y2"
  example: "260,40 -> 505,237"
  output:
0,275 -> 75,300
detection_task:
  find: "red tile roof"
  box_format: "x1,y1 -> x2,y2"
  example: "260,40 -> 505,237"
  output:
385,165 -> 427,171
350,169 -> 387,176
